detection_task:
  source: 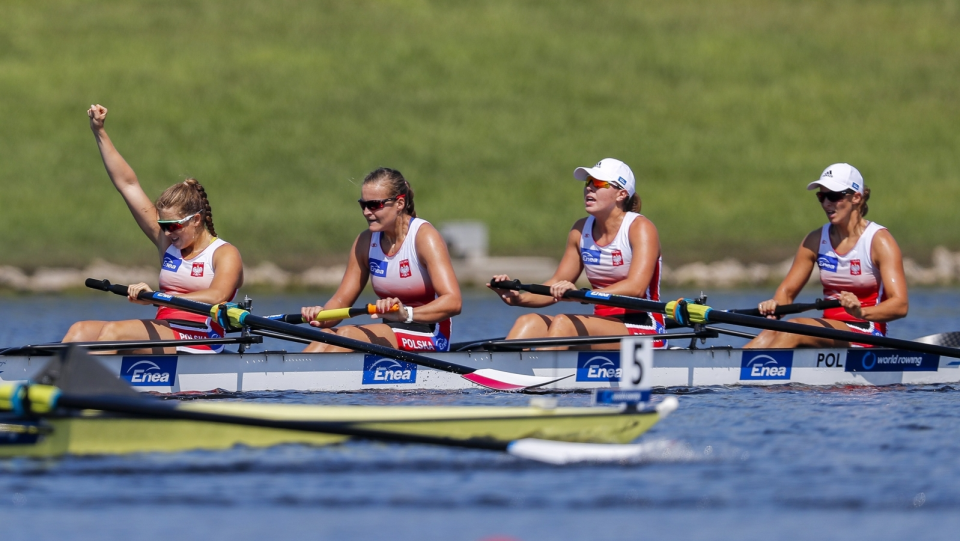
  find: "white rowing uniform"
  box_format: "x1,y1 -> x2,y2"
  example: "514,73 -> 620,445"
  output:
157,237 -> 236,353
579,212 -> 666,348
368,217 -> 451,352
816,221 -> 887,342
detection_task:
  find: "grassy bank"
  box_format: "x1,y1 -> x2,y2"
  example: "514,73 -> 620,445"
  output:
1,0 -> 959,269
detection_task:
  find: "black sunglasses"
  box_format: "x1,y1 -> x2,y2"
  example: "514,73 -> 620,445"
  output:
357,196 -> 400,211
816,190 -> 854,203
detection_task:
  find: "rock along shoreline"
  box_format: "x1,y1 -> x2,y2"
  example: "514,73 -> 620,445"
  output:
2,247 -> 959,293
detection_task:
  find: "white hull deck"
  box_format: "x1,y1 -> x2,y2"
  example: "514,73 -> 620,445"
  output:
2,346 -> 958,393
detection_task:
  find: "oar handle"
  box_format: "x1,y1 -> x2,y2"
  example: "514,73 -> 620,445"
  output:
729,298 -> 842,317
263,304 -> 400,325
85,278 -> 133,297
489,279 -> 668,313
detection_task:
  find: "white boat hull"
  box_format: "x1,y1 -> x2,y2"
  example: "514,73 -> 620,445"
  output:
2,347 -> 957,393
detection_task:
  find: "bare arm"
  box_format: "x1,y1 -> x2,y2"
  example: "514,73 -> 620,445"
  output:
88,105 -> 165,251
400,223 -> 462,323
302,232 -> 370,327
756,230 -> 819,315
848,230 -> 908,322
489,219 -> 585,308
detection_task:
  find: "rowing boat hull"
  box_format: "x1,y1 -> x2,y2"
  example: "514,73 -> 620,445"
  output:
0,403 -> 660,457
2,347 -> 958,393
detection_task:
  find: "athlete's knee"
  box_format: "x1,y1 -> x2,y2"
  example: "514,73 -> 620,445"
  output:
96,322 -> 126,342
509,314 -> 550,338
547,314 -> 579,337
336,326 -> 370,342
64,321 -> 99,342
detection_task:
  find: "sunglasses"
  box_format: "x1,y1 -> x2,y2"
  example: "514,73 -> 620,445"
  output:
157,212 -> 199,232
358,195 -> 403,211
816,190 -> 854,203
586,177 -> 624,190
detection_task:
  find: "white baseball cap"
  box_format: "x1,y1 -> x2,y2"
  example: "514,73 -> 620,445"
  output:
806,163 -> 864,194
573,158 -> 636,197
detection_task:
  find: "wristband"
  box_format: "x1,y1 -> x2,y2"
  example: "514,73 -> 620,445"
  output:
404,306 -> 414,324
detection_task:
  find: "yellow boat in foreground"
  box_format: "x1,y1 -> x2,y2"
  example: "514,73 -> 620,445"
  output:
0,401 -> 663,458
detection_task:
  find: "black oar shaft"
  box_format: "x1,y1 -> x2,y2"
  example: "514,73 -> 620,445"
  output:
730,298 -> 841,317
705,310 -> 960,358
85,279 -> 473,375
491,279 -> 960,359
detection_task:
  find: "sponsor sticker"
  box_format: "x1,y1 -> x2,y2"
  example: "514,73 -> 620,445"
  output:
740,350 -> 793,380
362,355 -> 417,384
817,254 -> 839,272
581,249 -> 602,265
191,262 -> 204,277
154,292 -> 172,300
585,291 -> 611,299
162,253 -> 182,272
399,259 -> 412,278
369,258 -> 388,277
845,350 -> 939,372
850,259 -> 861,276
594,389 -> 651,405
576,352 -> 621,382
120,356 -> 178,386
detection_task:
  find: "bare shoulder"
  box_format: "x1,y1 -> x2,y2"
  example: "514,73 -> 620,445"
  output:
414,221 -> 453,259
871,228 -> 902,258
571,217 -> 589,233
213,242 -> 242,262
801,228 -> 822,251
629,214 -> 658,235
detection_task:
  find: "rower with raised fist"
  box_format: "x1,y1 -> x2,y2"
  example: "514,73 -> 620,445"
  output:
745,163 -> 908,349
62,105 -> 244,353
299,168 -> 461,353
488,158 -> 666,350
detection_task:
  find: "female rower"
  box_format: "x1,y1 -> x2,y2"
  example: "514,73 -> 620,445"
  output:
489,158 -> 666,349
300,168 -> 461,352
62,104 -> 244,353
745,163 -> 908,349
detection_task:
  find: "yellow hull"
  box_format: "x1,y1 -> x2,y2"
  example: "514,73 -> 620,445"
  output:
0,403 -> 661,458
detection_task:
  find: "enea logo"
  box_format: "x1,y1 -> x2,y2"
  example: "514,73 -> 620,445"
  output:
576,352 -> 621,382
817,254 -> 839,272
845,350 -> 939,372
740,351 -> 793,380
162,253 -> 182,272
369,258 -> 388,277
120,356 -> 178,386
581,249 -> 602,265
362,355 -> 417,384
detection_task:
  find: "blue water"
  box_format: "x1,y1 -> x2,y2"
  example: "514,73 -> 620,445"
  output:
2,289 -> 960,540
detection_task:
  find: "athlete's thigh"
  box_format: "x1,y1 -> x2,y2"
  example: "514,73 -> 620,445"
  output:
98,319 -> 176,341
63,320 -> 109,342
341,323 -> 399,348
567,315 -> 628,336
780,317 -> 850,347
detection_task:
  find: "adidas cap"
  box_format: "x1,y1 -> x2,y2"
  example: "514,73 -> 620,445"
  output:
806,163 -> 864,194
573,158 -> 636,197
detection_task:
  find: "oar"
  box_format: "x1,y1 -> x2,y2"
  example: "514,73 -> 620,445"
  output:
265,304 -> 399,324
490,280 -> 960,359
85,279 -> 568,391
728,298 -> 841,318
0,382 -> 678,465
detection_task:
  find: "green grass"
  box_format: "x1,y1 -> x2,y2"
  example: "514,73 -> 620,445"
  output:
1,0 -> 959,269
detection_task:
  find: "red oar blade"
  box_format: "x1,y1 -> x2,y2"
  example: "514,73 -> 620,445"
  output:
461,369 -> 571,391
